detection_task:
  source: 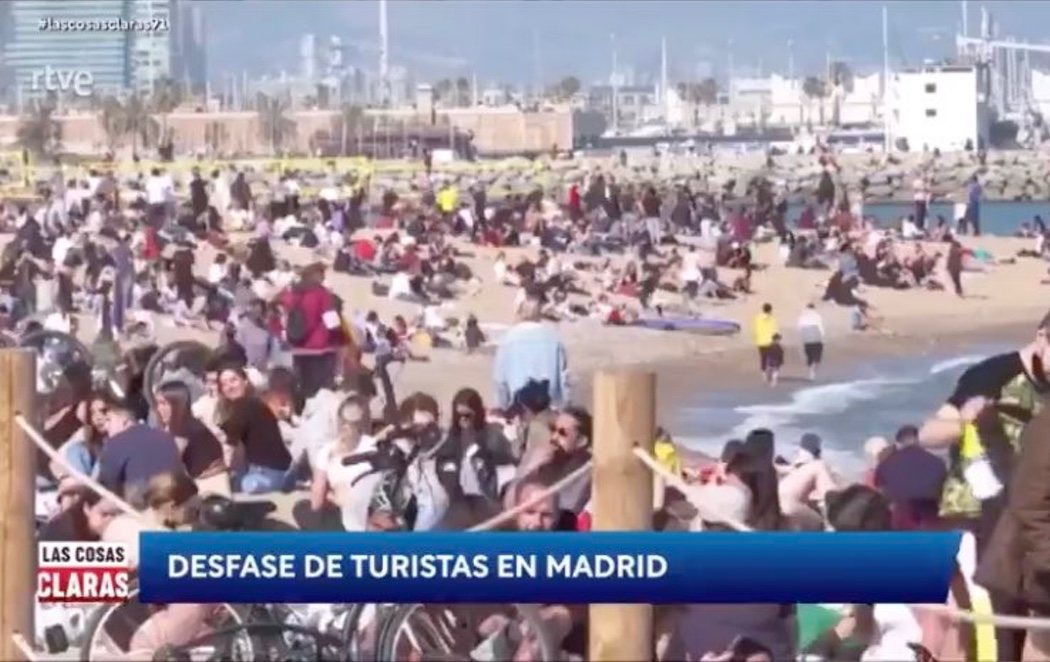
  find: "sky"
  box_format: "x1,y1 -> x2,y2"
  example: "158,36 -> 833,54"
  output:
202,0 -> 1050,85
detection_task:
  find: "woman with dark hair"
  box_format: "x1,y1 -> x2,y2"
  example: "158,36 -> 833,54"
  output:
155,380 -> 228,495
217,364 -> 291,494
738,429 -> 785,531
799,486 -> 941,661
41,362 -> 97,484
671,449 -> 797,662
39,487 -> 120,542
52,392 -> 111,489
435,388 -> 515,503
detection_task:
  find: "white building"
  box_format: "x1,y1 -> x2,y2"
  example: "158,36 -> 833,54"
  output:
766,72 -> 883,128
887,65 -> 990,152
729,77 -> 772,116
1033,69 -> 1050,120
836,72 -> 882,126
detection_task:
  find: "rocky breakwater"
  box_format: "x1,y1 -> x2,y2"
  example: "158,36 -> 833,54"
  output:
533,150 -> 1050,205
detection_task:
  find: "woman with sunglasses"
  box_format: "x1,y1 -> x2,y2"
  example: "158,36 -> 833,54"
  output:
435,388 -> 516,504
305,395 -> 384,531
154,380 -> 230,496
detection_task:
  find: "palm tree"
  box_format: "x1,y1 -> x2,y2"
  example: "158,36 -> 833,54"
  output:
122,94 -> 158,154
151,77 -> 182,144
555,76 -> 581,101
802,76 -> 828,126
339,103 -> 364,155
434,79 -> 453,104
99,96 -> 125,152
455,77 -> 470,106
205,121 -> 229,155
16,99 -> 62,156
256,93 -> 295,155
677,78 -> 719,106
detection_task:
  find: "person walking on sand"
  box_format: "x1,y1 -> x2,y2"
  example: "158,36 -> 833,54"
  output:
494,295 -> 570,411
765,334 -> 785,386
965,175 -> 982,236
946,240 -> 964,297
797,303 -> 826,381
752,303 -> 779,383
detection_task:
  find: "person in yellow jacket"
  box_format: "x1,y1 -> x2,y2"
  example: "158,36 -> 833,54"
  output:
437,183 -> 458,215
752,303 -> 779,379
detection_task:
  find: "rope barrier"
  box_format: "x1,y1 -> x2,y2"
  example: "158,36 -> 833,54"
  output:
918,604 -> 1050,631
15,414 -> 141,520
632,446 -> 1050,633
468,460 -> 593,533
632,446 -> 754,533
10,632 -> 38,661
18,394 -> 1050,637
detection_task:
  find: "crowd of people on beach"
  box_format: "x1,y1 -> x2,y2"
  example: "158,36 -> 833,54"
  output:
2,146 -> 1050,661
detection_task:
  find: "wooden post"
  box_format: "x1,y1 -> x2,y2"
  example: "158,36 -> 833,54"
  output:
0,350 -> 35,660
589,370 -> 656,662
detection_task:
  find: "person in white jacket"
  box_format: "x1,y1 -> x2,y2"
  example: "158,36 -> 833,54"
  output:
797,303 -> 826,381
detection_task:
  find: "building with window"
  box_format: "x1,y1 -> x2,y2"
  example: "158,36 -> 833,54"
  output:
887,65 -> 990,152
587,84 -> 658,132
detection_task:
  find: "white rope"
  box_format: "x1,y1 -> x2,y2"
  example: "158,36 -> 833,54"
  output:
632,446 -> 753,533
633,446 -> 1050,632
15,414 -> 141,520
10,632 -> 38,661
468,460 -> 593,532
917,604 -> 1050,631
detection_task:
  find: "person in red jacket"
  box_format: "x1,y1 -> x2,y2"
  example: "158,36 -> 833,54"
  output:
280,262 -> 341,401
568,183 -> 582,221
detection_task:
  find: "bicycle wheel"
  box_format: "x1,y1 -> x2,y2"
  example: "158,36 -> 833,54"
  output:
20,330 -> 94,395
375,603 -> 557,662
341,603 -> 395,662
79,581 -> 253,661
242,603 -> 342,661
143,340 -> 213,409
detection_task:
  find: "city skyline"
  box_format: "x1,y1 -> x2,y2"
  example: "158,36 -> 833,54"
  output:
203,0 -> 1050,85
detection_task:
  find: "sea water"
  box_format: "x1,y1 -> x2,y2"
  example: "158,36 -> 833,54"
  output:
669,342 -> 1009,475
787,201 -> 1048,237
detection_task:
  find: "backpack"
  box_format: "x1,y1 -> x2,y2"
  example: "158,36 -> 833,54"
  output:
285,293 -> 310,346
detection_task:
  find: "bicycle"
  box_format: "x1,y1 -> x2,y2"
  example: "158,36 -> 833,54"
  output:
78,496 -> 296,662
336,439 -> 560,662
20,329 -> 99,395
142,339 -> 213,409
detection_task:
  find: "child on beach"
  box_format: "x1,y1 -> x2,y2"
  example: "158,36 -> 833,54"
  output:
765,334 -> 785,386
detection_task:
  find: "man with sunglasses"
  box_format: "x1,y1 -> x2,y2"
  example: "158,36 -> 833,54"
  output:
920,313 -> 1050,661
514,407 -> 592,516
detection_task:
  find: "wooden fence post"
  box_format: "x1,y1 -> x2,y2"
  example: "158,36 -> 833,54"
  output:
589,370 -> 656,662
0,350 -> 36,660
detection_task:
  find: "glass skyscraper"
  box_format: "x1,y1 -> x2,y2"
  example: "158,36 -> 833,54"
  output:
2,0 -> 197,103
4,0 -> 133,101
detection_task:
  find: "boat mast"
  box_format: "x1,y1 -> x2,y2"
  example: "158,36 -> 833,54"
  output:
882,5 -> 891,153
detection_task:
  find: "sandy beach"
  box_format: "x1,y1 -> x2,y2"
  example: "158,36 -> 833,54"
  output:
126,232 -> 1049,422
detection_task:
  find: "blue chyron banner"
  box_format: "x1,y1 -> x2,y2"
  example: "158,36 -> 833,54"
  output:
138,531 -> 960,604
